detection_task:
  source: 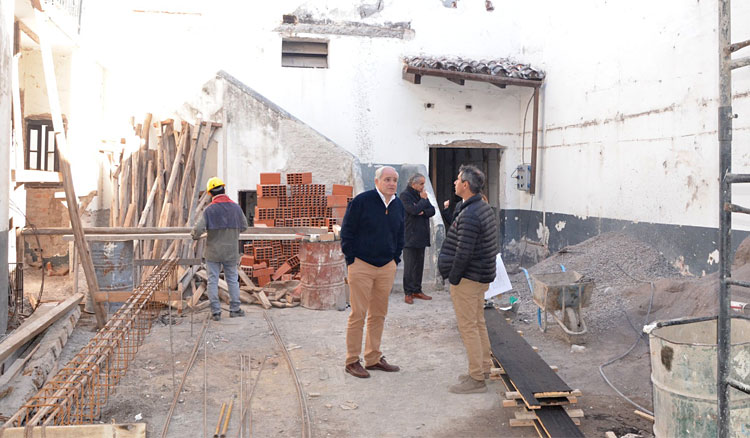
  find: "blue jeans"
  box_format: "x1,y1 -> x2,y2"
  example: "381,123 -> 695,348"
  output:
206,260 -> 241,315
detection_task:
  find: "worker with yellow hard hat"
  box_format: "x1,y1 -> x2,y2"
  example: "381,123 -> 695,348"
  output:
191,176 -> 248,321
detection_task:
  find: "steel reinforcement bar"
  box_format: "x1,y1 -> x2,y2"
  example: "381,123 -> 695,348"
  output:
3,259 -> 178,428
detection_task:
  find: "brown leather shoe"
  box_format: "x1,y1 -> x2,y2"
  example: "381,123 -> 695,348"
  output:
413,292 -> 432,300
404,295 -> 414,304
345,361 -> 370,378
365,356 -> 400,372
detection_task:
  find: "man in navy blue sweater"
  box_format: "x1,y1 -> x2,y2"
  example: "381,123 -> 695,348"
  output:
341,166 -> 405,378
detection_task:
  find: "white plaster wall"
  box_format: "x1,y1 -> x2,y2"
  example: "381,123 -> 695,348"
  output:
177,74 -> 360,196
19,46 -> 106,197
19,49 -> 71,118
77,0 -> 750,232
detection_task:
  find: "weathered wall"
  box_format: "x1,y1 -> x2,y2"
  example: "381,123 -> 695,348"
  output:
19,49 -> 71,121
177,71 -> 361,197
0,0 -> 13,333
24,184 -> 70,267
79,0 -> 750,274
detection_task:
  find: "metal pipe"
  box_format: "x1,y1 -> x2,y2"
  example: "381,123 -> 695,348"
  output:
221,400 -> 233,438
727,377 -> 750,394
214,402 -> 226,438
718,1 -> 733,436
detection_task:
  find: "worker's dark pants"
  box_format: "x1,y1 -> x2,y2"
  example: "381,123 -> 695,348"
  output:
402,247 -> 425,295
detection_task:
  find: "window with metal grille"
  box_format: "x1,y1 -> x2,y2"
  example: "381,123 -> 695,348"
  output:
25,120 -> 59,172
281,39 -> 328,69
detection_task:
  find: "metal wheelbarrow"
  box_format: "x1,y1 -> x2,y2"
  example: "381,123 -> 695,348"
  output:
521,265 -> 594,337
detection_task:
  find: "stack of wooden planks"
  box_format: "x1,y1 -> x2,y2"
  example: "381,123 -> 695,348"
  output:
108,116 -> 221,280
485,308 -> 585,438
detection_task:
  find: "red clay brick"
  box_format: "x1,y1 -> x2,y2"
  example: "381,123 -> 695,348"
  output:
260,172 -> 281,184
257,274 -> 271,287
272,262 -> 292,281
326,195 -> 349,207
332,184 -> 353,197
257,197 -> 279,208
285,172 -> 313,185
330,206 -> 347,218
240,255 -> 254,266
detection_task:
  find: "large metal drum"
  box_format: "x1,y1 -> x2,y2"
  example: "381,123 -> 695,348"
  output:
90,241 -> 133,310
299,241 -> 347,310
649,317 -> 750,437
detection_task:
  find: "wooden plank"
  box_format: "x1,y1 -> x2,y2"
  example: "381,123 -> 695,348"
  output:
0,343 -> 41,387
25,226 -> 324,235
634,409 -> 654,422
194,270 -> 255,304
36,13 -> 106,328
253,291 -> 272,310
513,409 -> 583,421
0,294 -> 83,363
485,308 -> 572,408
176,120 -> 202,227
533,406 -> 585,438
191,283 -> 206,307
237,267 -> 255,288
0,423 -> 145,437
510,417 -> 580,428
93,291 -> 180,303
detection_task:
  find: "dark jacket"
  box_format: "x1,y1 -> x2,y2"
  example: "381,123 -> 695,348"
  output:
399,186 -> 436,248
438,194 -> 498,285
341,189 -> 405,266
191,194 -> 248,262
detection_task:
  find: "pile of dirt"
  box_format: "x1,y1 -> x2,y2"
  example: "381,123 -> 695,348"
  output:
509,232 -> 682,333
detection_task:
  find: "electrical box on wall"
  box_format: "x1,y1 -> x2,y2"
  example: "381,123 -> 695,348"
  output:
515,164 -> 531,191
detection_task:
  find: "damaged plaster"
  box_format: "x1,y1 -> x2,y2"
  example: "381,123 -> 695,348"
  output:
275,19 -> 413,39
181,71 -> 362,196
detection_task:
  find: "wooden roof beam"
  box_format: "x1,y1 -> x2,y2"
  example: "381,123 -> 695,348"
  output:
403,65 -> 542,88
402,68 -> 421,84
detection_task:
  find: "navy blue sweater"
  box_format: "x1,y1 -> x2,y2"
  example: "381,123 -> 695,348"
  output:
341,189 -> 405,267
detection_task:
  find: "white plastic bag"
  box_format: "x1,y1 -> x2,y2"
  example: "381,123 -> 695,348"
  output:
485,254 -> 512,299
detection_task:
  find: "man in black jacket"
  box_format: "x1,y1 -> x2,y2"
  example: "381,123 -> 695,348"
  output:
438,164 -> 498,394
399,173 -> 436,304
341,166 -> 405,379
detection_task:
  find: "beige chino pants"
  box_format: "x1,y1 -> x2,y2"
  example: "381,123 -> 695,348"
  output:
345,258 -> 397,366
450,278 -> 493,381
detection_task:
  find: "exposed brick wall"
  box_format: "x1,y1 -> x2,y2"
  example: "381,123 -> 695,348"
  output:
25,185 -> 70,267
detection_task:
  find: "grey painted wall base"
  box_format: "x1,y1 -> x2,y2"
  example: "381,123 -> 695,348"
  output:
500,209 -> 748,276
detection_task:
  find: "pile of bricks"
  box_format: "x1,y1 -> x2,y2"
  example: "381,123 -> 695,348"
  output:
253,172 -> 352,230
242,172 -> 353,287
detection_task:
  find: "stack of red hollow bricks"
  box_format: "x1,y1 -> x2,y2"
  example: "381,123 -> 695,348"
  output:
240,172 -> 353,287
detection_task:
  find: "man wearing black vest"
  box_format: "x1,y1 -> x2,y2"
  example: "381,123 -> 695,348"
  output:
399,173 -> 436,304
341,166 -> 405,378
439,165 -> 498,394
191,177 -> 248,321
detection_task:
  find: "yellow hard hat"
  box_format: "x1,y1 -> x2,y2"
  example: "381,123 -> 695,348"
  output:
206,176 -> 225,193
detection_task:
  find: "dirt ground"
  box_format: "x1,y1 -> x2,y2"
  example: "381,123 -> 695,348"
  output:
16,231 -> 742,437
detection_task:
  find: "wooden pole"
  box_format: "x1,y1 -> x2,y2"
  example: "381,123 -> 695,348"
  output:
35,10 -> 106,328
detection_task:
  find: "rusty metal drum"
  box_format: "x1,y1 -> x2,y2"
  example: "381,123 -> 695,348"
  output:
299,240 -> 347,310
649,317 -> 750,437
90,241 -> 133,311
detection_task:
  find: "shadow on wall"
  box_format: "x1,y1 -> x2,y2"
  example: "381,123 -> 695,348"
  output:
357,163 -> 445,289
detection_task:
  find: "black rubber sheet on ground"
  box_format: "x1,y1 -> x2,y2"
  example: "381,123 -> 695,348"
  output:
485,308 -> 572,408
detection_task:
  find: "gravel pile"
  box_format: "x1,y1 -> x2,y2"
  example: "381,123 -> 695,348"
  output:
506,232 -> 682,334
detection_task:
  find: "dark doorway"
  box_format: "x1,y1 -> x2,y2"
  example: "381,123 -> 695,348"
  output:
429,147 -> 501,224
237,190 -> 257,226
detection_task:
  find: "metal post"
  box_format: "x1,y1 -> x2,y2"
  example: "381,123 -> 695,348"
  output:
718,0 -> 733,436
